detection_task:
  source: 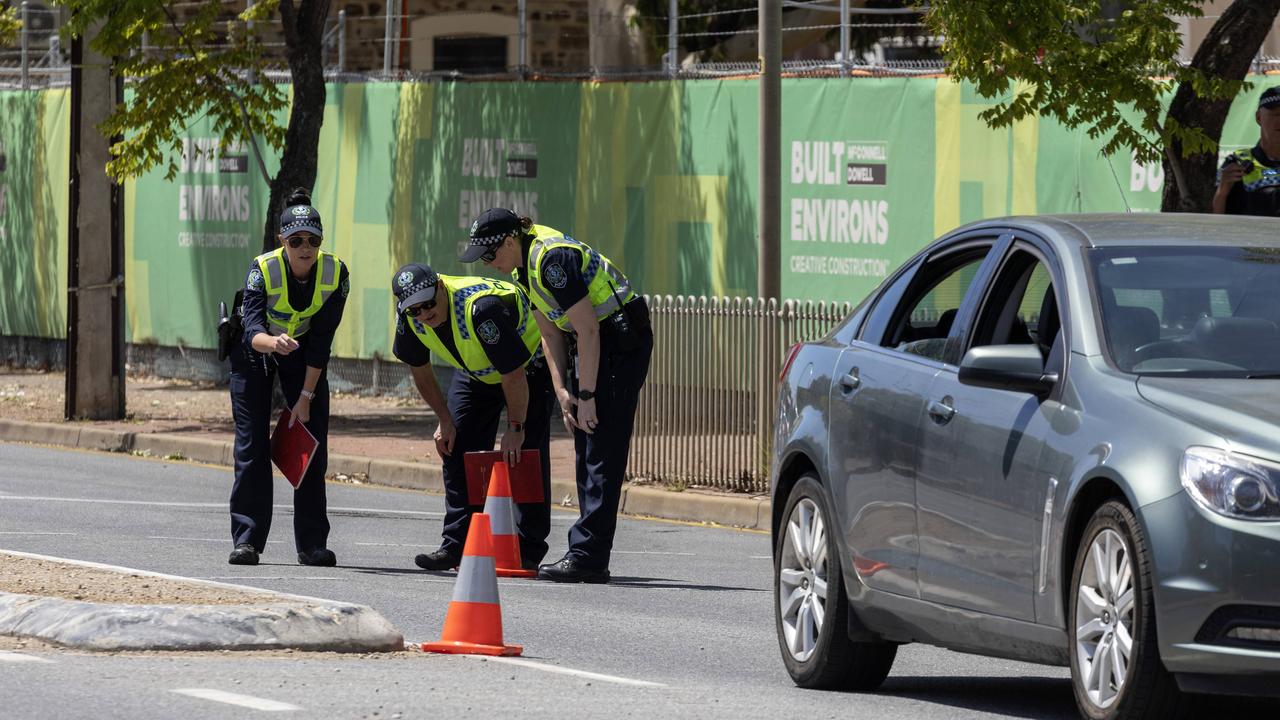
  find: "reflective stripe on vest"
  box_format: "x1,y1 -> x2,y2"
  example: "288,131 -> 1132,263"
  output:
256,249 -> 341,338
1232,149 -> 1280,193
523,225 -> 635,332
409,274 -> 542,385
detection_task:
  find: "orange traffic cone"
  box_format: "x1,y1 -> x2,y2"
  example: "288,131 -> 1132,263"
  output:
485,462 -> 537,578
421,513 -> 523,656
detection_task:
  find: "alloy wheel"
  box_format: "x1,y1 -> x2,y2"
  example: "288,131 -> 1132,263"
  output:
779,497 -> 829,662
1074,527 -> 1136,710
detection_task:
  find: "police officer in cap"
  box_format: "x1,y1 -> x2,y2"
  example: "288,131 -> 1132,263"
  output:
391,262 -> 555,571
460,209 -> 652,584
228,188 -> 350,567
1215,86 -> 1280,216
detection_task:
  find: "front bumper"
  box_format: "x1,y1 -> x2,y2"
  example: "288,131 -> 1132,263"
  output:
1142,491 -> 1280,680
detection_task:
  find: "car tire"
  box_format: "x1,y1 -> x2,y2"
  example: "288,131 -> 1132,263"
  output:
1068,501 -> 1188,720
775,474 -> 897,691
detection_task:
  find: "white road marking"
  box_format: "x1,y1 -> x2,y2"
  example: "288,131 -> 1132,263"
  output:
0,549 -> 351,605
354,542 -> 421,547
464,655 -> 666,688
0,531 -> 75,536
748,555 -> 772,559
0,652 -> 54,664
0,496 -> 440,517
171,689 -> 300,712
613,550 -> 696,556
199,576 -> 342,581
147,536 -> 285,544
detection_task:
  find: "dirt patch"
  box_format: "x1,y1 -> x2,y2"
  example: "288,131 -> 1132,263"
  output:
0,369 -> 579,471
0,553 -> 282,605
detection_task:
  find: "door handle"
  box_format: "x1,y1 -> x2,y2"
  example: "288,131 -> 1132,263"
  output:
839,369 -> 861,391
928,397 -> 956,424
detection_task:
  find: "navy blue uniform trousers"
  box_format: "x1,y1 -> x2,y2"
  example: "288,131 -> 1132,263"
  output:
439,361 -> 555,564
567,302 -> 654,570
228,346 -> 330,553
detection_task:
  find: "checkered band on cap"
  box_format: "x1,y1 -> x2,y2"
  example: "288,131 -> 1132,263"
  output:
397,275 -> 437,302
279,205 -> 323,237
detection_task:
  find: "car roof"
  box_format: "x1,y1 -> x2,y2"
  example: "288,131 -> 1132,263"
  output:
951,213 -> 1280,249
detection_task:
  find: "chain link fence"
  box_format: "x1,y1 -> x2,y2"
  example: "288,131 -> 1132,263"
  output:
0,0 -> 952,88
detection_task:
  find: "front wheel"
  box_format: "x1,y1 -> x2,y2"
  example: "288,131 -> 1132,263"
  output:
1069,501 -> 1188,720
774,474 -> 896,690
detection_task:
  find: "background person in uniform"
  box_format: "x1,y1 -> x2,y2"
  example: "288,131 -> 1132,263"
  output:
390,262 -> 555,572
228,188 -> 350,567
1214,86 -> 1280,216
460,208 -> 652,584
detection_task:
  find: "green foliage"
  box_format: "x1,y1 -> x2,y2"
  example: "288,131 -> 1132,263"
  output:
52,0 -> 287,181
0,5 -> 19,46
925,0 -> 1243,163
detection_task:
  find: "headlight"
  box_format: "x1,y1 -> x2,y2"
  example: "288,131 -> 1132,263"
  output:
1181,447 -> 1280,521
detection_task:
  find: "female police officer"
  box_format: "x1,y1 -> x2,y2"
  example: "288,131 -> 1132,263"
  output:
460,208 -> 652,584
228,189 -> 349,567
390,262 -> 555,572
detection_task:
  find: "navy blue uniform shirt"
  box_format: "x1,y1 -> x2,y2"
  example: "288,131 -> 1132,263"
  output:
393,294 -> 531,375
240,256 -> 350,368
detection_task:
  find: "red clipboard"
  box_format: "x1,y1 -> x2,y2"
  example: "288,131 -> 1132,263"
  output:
270,410 -> 319,489
465,450 -> 545,505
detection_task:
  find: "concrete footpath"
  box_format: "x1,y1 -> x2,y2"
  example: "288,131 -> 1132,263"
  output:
0,417 -> 771,531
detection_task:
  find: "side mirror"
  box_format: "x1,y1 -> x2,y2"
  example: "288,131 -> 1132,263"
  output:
958,344 -> 1059,395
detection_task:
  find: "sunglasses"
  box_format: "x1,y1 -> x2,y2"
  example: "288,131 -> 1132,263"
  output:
479,247 -> 499,263
406,298 -> 438,316
286,235 -> 322,249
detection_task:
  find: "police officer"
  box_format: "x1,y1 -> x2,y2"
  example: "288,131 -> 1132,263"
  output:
228,189 -> 349,567
1214,86 -> 1280,216
391,262 -> 555,571
460,209 -> 652,584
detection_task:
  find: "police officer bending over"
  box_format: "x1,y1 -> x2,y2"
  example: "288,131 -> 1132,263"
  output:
228,189 -> 349,567
390,262 -> 555,572
461,209 -> 653,584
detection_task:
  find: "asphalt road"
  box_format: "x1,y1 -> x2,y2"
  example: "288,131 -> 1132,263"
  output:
0,441 -> 1201,719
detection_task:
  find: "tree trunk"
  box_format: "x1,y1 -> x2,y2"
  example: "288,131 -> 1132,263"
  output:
1162,0 -> 1280,212
261,0 -> 331,251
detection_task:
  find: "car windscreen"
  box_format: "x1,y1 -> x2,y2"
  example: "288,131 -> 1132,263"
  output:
1090,246 -> 1280,377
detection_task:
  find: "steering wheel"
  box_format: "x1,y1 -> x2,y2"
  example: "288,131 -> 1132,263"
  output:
1128,339 -> 1206,366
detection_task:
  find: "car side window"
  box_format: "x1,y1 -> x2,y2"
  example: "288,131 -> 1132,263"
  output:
858,260 -> 920,345
880,251 -> 989,362
972,249 -> 1064,368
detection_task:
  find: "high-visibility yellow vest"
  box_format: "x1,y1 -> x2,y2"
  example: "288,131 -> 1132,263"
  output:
522,225 -> 635,332
408,275 -> 541,384
256,248 -> 343,338
1230,149 -> 1280,192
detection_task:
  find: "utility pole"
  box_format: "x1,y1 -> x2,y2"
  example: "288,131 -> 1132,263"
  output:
758,0 -> 781,301
66,22 -> 125,420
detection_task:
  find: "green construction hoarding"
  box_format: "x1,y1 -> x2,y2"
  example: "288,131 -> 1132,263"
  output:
0,76 -> 1272,358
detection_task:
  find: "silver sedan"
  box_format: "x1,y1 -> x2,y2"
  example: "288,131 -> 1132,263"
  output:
771,214 -> 1280,720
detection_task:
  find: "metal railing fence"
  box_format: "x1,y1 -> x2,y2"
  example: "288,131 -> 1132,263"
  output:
629,295 -> 853,495
3,294 -> 852,494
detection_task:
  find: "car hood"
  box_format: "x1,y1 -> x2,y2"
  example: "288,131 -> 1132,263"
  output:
1137,377 -> 1280,456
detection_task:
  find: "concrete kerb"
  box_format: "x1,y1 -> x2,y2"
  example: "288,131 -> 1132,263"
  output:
622,486 -> 767,529
0,419 -> 769,530
0,549 -> 405,652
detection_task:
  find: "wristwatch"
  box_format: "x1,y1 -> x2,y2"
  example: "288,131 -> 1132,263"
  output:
299,389 -> 316,400
576,388 -> 596,401
508,420 -> 525,432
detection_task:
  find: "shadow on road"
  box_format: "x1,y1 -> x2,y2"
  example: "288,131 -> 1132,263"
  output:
870,675 -> 1280,720
608,575 -> 766,593
875,675 -> 1076,720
